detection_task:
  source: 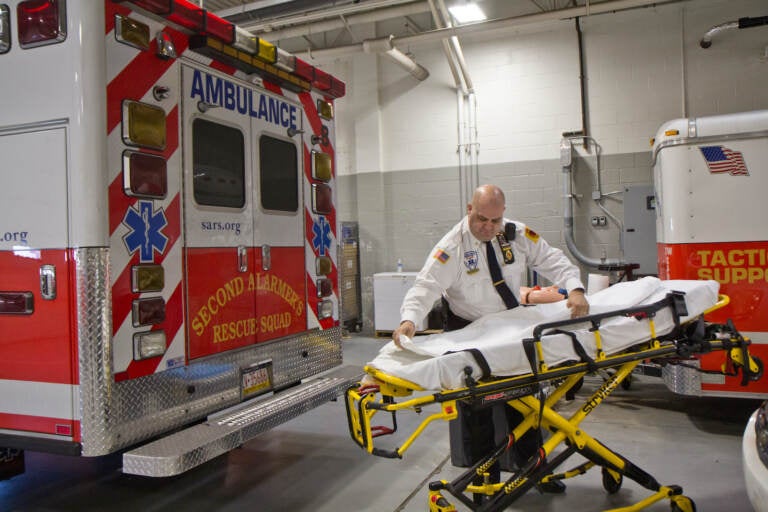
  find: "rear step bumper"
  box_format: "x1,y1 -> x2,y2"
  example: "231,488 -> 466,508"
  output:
122,365 -> 362,477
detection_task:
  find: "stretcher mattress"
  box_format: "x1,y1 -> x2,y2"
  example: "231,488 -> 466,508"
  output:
367,277 -> 719,390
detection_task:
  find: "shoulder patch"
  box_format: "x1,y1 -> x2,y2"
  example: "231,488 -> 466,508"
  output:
433,249 -> 450,264
524,227 -> 540,243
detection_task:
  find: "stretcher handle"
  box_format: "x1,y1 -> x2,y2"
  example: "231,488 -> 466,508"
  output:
531,292 -> 687,340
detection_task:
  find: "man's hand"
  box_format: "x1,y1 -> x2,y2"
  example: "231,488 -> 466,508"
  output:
392,320 -> 416,348
566,289 -> 589,318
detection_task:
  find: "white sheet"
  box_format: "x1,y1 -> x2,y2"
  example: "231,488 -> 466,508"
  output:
367,277 -> 719,390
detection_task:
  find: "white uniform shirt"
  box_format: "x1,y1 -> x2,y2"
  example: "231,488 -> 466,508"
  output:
400,217 -> 585,325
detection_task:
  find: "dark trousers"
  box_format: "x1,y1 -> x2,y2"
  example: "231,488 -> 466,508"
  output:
444,302 -> 542,483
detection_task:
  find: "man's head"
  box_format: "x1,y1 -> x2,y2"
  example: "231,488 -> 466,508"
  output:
467,184 -> 505,242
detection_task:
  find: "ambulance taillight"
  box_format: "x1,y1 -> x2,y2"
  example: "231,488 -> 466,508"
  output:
17,0 -> 66,49
123,151 -> 168,199
0,292 -> 33,315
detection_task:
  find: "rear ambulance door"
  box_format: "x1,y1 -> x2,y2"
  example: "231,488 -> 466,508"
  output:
0,125 -> 75,436
181,65 -> 256,359
251,93 -> 307,342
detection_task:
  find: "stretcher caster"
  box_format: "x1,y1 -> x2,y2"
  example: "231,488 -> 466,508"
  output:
670,495 -> 696,512
601,467 -> 622,494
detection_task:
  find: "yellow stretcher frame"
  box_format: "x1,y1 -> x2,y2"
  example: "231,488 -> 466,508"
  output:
345,293 -> 763,512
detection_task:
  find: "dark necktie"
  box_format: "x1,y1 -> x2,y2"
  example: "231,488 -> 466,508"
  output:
485,241 -> 519,310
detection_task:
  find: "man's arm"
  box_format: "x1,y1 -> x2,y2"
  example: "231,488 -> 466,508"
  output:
565,288 -> 589,318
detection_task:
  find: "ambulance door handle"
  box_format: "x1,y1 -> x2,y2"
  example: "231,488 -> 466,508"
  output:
262,245 -> 271,271
40,265 -> 56,300
237,246 -> 248,272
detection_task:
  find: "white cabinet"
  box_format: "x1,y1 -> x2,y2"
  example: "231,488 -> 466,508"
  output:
373,272 -> 426,333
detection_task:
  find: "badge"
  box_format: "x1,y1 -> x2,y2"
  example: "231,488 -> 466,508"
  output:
463,250 -> 479,274
524,227 -> 540,243
495,233 -> 514,264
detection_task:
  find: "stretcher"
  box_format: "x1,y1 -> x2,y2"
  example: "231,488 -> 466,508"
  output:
345,278 -> 763,512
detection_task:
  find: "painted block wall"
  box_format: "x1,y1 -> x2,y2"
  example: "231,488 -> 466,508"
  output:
326,0 -> 768,332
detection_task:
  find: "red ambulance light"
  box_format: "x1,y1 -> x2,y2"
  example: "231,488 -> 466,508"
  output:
294,57 -> 315,82
312,183 -> 332,214
116,0 -> 172,15
54,423 -> 72,436
317,278 -> 333,298
313,68 -> 332,91
123,151 -> 167,198
17,0 -> 66,49
132,297 -> 166,326
202,11 -> 234,44
165,0 -> 204,32
329,77 -> 346,99
0,292 -> 34,315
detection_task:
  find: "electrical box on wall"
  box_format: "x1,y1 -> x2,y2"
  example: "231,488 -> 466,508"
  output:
622,185 -> 658,275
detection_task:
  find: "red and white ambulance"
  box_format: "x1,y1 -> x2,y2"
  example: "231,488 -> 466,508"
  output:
0,0 -> 356,478
653,109 -> 768,398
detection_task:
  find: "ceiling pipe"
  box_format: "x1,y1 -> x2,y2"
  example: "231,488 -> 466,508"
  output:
362,35 -> 430,81
700,15 -> 768,48
296,0 -> 683,60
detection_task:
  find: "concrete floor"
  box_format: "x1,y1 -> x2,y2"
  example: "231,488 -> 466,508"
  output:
1,334 -> 761,512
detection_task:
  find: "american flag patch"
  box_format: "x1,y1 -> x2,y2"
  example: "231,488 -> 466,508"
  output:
699,146 -> 749,176
434,249 -> 450,263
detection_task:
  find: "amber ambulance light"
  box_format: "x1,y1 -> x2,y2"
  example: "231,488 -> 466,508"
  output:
312,151 -> 332,182
123,150 -> 168,198
115,15 -> 150,51
132,265 -> 165,293
0,292 -> 34,315
133,330 -> 166,360
17,0 -> 67,49
123,100 -> 166,150
317,99 -> 334,120
315,256 -> 332,276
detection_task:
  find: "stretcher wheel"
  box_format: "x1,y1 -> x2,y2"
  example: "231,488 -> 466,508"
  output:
670,496 -> 696,512
601,467 -> 622,494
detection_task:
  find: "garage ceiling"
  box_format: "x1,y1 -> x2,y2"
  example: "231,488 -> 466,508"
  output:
199,0 -> 626,54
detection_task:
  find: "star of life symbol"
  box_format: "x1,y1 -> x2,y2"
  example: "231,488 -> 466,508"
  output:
122,200 -> 169,263
312,216 -> 332,256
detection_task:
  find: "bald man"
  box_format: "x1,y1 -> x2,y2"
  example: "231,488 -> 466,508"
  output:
392,184 -> 589,498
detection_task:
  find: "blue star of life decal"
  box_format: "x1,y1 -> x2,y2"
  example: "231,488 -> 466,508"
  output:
122,200 -> 169,263
312,216 -> 332,256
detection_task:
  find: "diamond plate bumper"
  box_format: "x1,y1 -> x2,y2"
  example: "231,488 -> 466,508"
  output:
122,365 -> 362,477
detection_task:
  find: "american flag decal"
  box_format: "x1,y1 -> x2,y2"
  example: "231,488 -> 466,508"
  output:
699,146 -> 749,176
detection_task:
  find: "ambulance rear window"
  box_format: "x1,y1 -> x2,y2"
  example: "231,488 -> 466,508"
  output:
192,119 -> 245,208
259,135 -> 298,213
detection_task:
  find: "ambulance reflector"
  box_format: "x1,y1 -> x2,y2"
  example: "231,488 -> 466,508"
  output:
132,297 -> 166,327
133,330 -> 167,360
0,6 -> 10,54
312,183 -> 332,214
316,278 -> 332,298
318,300 -> 333,320
115,14 -> 150,51
123,100 -> 166,150
123,150 -> 168,198
315,256 -> 332,276
317,99 -> 334,120
312,151 -> 332,182
132,265 -> 165,293
17,0 -> 67,49
0,292 -> 33,315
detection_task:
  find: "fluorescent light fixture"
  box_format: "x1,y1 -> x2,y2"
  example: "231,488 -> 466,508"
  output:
449,3 -> 487,24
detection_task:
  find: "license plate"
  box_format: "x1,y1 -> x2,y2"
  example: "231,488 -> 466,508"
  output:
241,360 -> 273,400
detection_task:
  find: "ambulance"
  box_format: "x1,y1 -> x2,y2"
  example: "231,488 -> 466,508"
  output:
0,0 -> 357,478
653,109 -> 768,398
